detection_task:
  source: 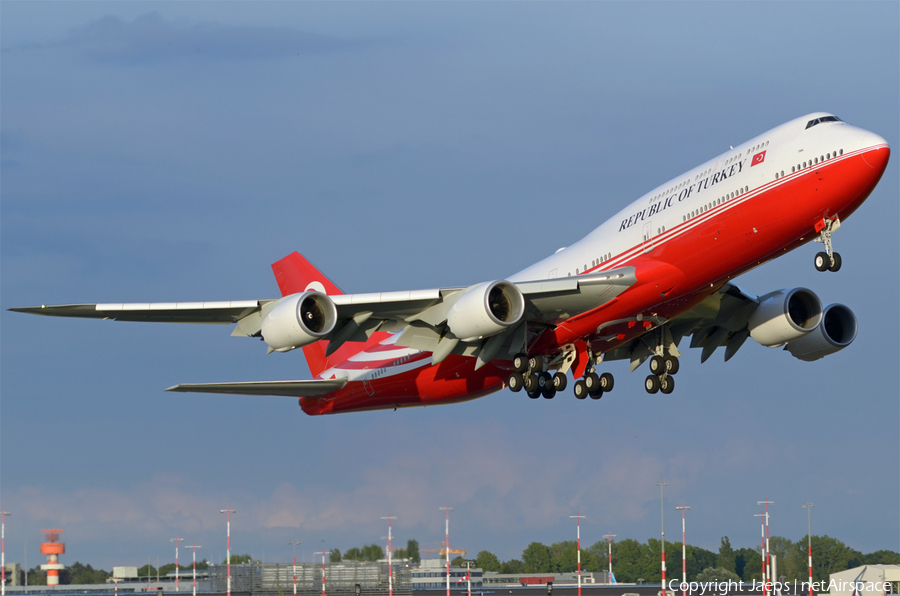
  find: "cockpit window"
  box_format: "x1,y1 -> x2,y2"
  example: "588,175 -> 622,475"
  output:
806,115 -> 843,129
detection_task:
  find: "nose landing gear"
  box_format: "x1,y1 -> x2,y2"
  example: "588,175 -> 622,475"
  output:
813,216 -> 842,272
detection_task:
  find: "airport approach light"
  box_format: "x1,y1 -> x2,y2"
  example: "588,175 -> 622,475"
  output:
675,505 -> 690,595
604,532 -> 616,584
382,516 -> 397,596
657,482 -> 667,591
220,509 -> 236,596
758,500 -> 774,594
569,515 -> 586,596
289,541 -> 301,596
439,507 -> 453,596
1,511 -> 9,596
171,537 -> 184,591
802,504 -> 815,596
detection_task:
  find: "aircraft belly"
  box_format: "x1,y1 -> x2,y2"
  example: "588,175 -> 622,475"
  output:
300,355 -> 506,415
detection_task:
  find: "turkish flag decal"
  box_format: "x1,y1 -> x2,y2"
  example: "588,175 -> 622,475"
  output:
751,150 -> 767,167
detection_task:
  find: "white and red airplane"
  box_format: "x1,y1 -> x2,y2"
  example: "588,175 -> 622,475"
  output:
13,113 -> 890,415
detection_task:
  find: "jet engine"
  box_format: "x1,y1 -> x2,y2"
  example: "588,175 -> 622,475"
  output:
261,291 -> 338,352
785,303 -> 858,361
447,280 -> 525,341
748,287 -> 823,347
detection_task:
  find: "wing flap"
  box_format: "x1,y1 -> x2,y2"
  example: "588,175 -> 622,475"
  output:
165,379 -> 347,397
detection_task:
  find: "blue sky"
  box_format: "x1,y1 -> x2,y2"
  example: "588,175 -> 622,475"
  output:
2,2 -> 898,570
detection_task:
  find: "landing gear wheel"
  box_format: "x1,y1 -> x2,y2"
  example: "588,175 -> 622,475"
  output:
649,355 -> 665,375
512,353 -> 530,373
508,373 -> 524,393
814,252 -> 829,272
528,356 -> 543,372
541,386 -> 556,399
524,373 -> 539,393
599,372 -> 615,391
527,388 -> 541,399
552,372 -> 568,392
574,380 -> 589,400
664,356 -> 680,375
645,375 -> 661,394
584,372 -> 601,393
829,252 -> 842,272
660,375 -> 675,394
590,388 -> 604,400
537,371 -> 552,390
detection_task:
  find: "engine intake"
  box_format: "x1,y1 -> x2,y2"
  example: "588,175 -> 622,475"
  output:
749,287 -> 823,347
785,303 -> 858,361
447,280 -> 525,341
261,291 -> 338,352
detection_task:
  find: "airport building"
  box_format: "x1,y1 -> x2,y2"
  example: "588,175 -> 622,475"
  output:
206,561 -> 411,596
410,559 -> 481,590
827,565 -> 899,596
482,571 -> 603,587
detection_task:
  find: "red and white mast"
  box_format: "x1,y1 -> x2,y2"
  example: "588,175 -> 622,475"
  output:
569,515 -> 586,596
675,506 -> 690,596
382,516 -> 396,596
657,482 -> 667,593
220,509 -> 236,596
1,511 -> 9,596
321,547 -> 326,596
604,532 -> 616,584
754,513 -> 766,595
803,504 -> 815,596
189,544 -> 203,596
171,537 -> 184,591
758,500 -> 774,593
289,541 -> 300,596
440,507 -> 453,596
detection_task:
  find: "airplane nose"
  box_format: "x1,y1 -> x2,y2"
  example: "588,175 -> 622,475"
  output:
859,130 -> 888,150
859,130 -> 890,170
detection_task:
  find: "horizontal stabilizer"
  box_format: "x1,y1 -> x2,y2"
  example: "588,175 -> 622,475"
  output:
166,379 -> 347,397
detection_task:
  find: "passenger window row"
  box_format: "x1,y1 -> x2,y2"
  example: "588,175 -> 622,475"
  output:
747,140 -> 770,156
571,252 -> 614,276
776,149 -> 844,179
681,186 -> 749,222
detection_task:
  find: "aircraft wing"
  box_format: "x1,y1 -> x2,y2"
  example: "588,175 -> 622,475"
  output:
166,379 -> 346,397
11,266 -> 637,365
602,282 -> 761,370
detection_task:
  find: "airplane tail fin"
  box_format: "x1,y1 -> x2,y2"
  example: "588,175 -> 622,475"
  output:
271,252 -> 344,377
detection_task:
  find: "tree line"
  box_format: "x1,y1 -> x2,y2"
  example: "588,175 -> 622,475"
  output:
17,536 -> 896,586
470,535 -> 898,584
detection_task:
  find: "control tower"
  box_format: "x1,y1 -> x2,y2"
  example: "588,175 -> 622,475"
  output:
40,530 -> 65,586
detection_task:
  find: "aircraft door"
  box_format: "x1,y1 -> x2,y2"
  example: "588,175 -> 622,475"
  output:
642,221 -> 654,253
363,372 -> 375,396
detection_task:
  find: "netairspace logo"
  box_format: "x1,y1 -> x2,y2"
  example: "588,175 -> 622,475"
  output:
665,579 -> 893,595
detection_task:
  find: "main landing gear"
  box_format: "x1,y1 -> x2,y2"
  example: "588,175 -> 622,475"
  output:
508,351 -> 615,401
508,355 -> 560,399
644,354 -> 679,395
813,217 -> 842,272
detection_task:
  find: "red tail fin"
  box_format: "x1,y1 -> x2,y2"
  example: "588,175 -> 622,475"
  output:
271,252 -> 344,377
